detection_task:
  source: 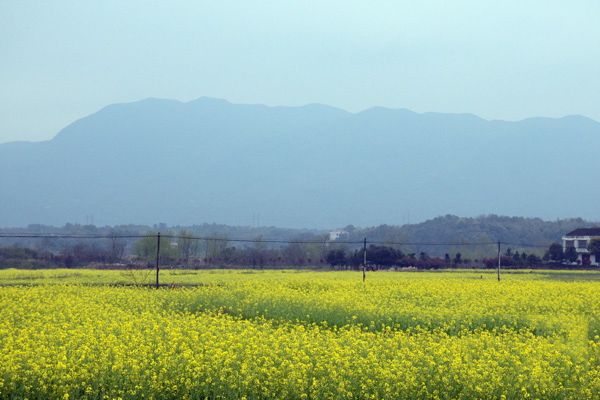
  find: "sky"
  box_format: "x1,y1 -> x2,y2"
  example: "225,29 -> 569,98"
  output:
2,0 -> 600,144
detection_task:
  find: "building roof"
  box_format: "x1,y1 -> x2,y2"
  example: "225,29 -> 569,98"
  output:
564,227 -> 600,237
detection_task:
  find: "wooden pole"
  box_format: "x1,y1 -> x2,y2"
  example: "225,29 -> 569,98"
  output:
497,241 -> 501,281
363,238 -> 367,282
156,232 -> 161,289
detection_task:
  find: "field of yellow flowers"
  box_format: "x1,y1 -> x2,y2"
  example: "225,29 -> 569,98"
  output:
2,269 -> 600,399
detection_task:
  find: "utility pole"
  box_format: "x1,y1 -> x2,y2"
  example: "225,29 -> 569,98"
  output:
363,238 -> 367,282
156,232 -> 161,288
497,241 -> 501,281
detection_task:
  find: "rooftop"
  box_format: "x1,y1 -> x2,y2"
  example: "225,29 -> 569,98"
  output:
564,227 -> 600,237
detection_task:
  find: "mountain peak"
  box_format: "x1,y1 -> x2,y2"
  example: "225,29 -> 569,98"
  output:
2,98 -> 600,228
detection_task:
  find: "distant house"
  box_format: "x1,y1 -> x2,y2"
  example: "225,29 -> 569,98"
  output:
329,229 -> 349,241
562,228 -> 600,266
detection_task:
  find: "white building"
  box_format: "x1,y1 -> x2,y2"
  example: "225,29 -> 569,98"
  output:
328,229 -> 349,241
562,228 -> 600,266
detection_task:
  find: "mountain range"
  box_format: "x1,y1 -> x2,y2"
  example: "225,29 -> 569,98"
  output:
1,97 -> 599,229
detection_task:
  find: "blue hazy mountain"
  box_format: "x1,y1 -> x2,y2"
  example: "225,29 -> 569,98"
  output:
1,97 -> 598,229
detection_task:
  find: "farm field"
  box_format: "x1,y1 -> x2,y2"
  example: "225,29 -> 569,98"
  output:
2,269 -> 600,399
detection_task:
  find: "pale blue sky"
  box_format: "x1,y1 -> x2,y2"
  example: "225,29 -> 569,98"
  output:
2,0 -> 599,143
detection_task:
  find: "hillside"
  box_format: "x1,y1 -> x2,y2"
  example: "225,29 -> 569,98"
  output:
340,215 -> 597,257
1,97 -> 599,229
1,216 -> 594,260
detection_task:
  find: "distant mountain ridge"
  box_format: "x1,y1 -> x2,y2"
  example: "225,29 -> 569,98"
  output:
1,97 -> 599,228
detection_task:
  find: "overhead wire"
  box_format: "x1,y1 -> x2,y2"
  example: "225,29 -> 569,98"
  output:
0,232 -> 553,249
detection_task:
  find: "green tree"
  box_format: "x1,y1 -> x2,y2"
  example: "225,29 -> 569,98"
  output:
348,249 -> 364,270
325,249 -> 347,269
204,232 -> 229,261
303,234 -> 329,265
177,230 -> 201,265
564,246 -> 578,263
542,251 -> 550,262
282,240 -> 305,266
382,231 -> 412,255
132,231 -> 178,265
250,234 -> 268,269
133,236 -> 155,260
520,252 -> 527,265
513,251 -> 524,266
527,253 -> 542,266
588,237 -> 600,259
108,231 -> 126,263
444,254 -> 451,265
453,253 -> 462,265
548,242 -> 564,262
368,245 -> 404,269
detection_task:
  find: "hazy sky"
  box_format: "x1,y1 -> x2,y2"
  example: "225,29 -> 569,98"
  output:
2,1 -> 599,143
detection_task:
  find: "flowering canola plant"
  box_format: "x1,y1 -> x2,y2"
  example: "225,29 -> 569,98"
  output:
1,270 -> 600,399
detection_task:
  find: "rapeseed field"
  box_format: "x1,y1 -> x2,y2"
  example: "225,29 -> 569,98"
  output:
1,269 -> 600,399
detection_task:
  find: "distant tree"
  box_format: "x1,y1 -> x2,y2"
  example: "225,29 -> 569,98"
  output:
564,246 -> 578,264
204,232 -> 230,260
587,237 -> 600,254
133,235 -> 156,260
548,242 -> 564,262
325,249 -> 347,269
367,245 -> 404,269
61,240 -> 110,266
108,231 -> 126,263
89,240 -> 108,263
426,257 -> 446,269
513,251 -> 521,262
251,234 -> 268,269
453,253 -> 462,265
0,246 -> 62,269
0,246 -> 38,260
282,240 -> 305,267
588,238 -> 600,261
177,230 -> 201,265
520,252 -> 527,265
348,249 -> 364,270
40,237 -> 57,252
498,256 -> 513,268
527,254 -> 542,266
303,234 -> 329,264
343,225 -> 356,233
381,231 -> 412,255
132,231 -> 178,265
542,251 -> 550,262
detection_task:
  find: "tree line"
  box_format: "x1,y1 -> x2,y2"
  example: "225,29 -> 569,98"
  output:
2,228 -> 600,270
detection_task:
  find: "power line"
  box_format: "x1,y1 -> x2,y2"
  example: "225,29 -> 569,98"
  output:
0,233 -> 149,239
0,232 -> 553,249
374,241 -> 498,247
499,242 -> 550,249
